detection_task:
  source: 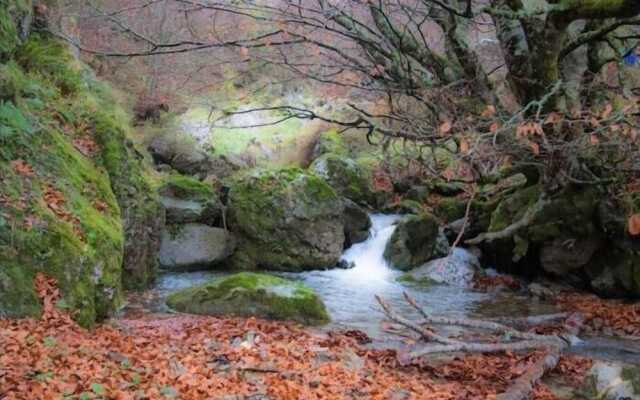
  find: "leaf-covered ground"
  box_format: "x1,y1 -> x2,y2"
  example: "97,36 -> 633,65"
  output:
1,275 -> 592,399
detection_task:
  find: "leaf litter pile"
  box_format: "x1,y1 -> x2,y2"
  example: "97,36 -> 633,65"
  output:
1,275 -> 592,399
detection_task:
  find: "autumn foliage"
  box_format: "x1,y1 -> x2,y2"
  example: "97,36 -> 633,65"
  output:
0,274 -> 596,399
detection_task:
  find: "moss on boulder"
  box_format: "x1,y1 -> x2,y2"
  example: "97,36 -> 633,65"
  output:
384,213 -> 449,271
166,272 -> 329,325
310,153 -> 374,206
311,128 -> 348,159
228,167 -> 345,271
158,174 -> 221,225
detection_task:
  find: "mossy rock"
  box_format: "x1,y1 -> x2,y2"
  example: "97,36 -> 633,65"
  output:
158,174 -> 221,225
166,272 -> 329,325
311,128 -> 348,159
383,213 -> 449,271
310,153 -> 375,206
434,197 -> 467,222
228,167 -> 345,271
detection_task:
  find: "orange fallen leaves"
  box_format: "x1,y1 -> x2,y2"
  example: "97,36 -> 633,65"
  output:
72,136 -> 98,157
628,213 -> 640,236
0,275 -> 589,400
10,160 -> 35,177
43,185 -> 83,238
555,292 -> 640,336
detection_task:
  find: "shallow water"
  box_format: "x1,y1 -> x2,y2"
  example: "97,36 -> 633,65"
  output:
124,214 -> 640,363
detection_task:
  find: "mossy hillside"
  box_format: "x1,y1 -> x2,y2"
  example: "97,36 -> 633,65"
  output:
228,167 -> 345,271
0,0 -> 31,59
0,113 -> 123,325
70,56 -> 163,290
0,35 -> 159,324
166,272 -> 329,325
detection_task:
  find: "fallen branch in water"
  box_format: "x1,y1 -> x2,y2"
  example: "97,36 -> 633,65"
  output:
376,292 -> 581,400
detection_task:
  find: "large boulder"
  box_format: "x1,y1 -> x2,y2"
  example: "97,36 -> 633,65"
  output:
384,213 -> 449,271
158,224 -> 236,271
310,153 -> 374,206
158,174 -> 222,226
342,199 -> 371,247
400,247 -> 479,287
228,168 -> 345,271
166,272 -> 329,325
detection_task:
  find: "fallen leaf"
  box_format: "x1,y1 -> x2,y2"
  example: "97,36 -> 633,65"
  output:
629,214 -> 640,236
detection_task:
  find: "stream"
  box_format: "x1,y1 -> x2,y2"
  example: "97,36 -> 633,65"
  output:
122,214 -> 640,364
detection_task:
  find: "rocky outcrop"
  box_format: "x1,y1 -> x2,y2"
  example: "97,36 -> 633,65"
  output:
384,213 -> 449,271
472,183 -> 640,297
158,224 -> 235,271
342,199 -> 371,247
166,272 -> 329,325
310,153 -> 374,206
228,168 -> 345,271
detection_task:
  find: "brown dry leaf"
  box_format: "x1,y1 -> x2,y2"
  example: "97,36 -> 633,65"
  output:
543,112 -> 563,125
481,105 -> 496,118
628,214 -> 640,236
459,139 -> 470,154
72,137 -> 98,157
601,103 -> 613,119
11,159 -> 35,177
489,121 -> 500,133
589,134 -> 600,145
438,120 -> 452,136
528,141 -> 540,155
93,200 -> 108,212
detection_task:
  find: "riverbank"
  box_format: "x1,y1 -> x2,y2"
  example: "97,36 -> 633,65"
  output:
1,274 -> 598,400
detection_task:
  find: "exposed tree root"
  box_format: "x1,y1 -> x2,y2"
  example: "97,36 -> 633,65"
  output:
376,292 -> 582,400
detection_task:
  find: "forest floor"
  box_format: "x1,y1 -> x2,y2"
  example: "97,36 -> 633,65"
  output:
1,274 -> 638,400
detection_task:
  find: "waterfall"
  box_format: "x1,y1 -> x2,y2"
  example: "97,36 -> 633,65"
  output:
337,214 -> 402,286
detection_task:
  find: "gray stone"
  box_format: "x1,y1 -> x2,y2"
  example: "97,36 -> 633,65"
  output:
342,199 -> 371,247
402,247 -> 479,288
540,236 -> 603,276
158,224 -> 235,271
160,196 -> 206,224
580,362 -> 640,400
